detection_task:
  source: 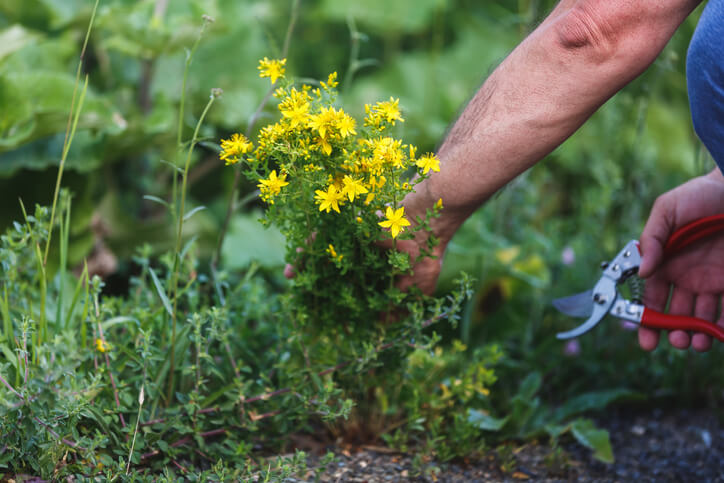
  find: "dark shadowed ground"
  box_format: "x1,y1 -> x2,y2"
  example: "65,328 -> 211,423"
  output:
296,407 -> 724,482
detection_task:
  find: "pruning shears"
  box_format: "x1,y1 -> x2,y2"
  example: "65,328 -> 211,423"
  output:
554,214 -> 724,342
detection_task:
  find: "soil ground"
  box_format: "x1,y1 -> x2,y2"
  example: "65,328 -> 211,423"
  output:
296,407 -> 724,482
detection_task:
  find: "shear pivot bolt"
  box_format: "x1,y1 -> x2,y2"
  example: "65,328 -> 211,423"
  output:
624,251 -> 631,257
593,293 -> 607,304
612,264 -> 619,271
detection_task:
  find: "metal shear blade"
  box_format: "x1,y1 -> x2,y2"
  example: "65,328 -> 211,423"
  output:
555,277 -> 616,339
552,289 -> 593,318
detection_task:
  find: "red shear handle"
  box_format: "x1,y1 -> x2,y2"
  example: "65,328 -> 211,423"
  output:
641,308 -> 724,342
663,213 -> 724,257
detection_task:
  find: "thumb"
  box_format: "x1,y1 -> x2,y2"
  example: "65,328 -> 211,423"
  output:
638,200 -> 673,279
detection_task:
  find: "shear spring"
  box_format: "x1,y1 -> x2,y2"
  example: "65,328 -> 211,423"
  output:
626,275 -> 644,304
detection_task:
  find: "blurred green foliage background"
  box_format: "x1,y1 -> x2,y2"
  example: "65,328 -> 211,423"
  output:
0,0 -> 721,416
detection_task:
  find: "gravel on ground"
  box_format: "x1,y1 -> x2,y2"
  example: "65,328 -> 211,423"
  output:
293,407 -> 724,482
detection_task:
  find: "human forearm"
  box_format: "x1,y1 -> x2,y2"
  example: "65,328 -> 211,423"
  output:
411,0 -> 702,240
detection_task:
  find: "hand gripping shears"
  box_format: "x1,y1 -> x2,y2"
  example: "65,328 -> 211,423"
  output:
554,214 -> 724,342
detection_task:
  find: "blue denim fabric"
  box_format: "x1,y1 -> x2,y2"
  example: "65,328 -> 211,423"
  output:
687,0 -> 724,171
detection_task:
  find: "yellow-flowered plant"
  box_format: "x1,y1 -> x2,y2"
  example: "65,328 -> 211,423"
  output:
220,58 -> 443,327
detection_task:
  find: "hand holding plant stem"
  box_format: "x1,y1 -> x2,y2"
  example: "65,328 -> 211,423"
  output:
220,61 -> 444,327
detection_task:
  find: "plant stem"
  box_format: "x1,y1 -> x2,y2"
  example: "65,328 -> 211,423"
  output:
211,0 -> 301,271
166,93 -> 218,403
44,0 -> 99,266
126,386 -> 144,474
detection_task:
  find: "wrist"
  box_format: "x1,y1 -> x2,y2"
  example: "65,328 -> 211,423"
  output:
403,178 -> 470,248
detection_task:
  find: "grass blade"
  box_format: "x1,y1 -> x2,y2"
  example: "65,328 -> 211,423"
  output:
149,267 -> 173,317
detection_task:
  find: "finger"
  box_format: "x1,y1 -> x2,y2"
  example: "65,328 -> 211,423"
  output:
638,198 -> 674,279
667,287 -> 694,349
638,327 -> 660,352
691,293 -> 718,352
638,277 -> 670,351
642,276 -> 669,312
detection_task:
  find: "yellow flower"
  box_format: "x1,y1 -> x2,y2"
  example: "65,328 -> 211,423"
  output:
315,184 -> 345,213
258,170 -> 289,203
367,175 -> 386,190
308,106 -> 339,139
326,244 -> 343,262
258,57 -> 286,84
279,88 -> 311,129
321,72 -> 339,90
341,175 -> 369,202
376,97 -> 403,124
316,136 -> 333,156
95,338 -> 110,353
220,133 -> 253,165
416,152 -> 440,174
366,97 -> 404,127
435,198 -> 444,210
337,113 -> 356,138
370,137 -> 405,171
379,206 -> 411,238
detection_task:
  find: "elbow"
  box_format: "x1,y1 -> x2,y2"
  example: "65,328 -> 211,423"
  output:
553,6 -> 619,63
551,4 -> 662,72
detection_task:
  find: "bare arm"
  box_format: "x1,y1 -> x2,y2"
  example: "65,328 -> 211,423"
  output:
408,0 -> 702,240
400,0 -> 702,294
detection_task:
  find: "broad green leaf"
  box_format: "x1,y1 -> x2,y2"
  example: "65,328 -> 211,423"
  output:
571,418 -> 614,464
467,409 -> 508,431
0,25 -> 38,62
555,388 -> 641,421
0,75 -> 33,139
320,0 -> 445,34
38,0 -> 91,29
0,0 -> 53,31
222,212 -> 285,270
0,131 -> 104,177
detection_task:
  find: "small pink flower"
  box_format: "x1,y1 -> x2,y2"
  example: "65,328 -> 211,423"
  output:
561,246 -> 575,266
564,339 -> 581,356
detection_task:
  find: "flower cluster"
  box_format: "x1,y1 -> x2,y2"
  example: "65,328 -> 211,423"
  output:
220,58 -> 443,327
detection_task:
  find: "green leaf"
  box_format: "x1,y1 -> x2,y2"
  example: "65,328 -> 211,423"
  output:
221,212 -> 285,270
518,372 -> 542,400
183,205 -> 206,221
571,418 -> 614,464
143,195 -> 170,208
0,25 -> 39,62
0,344 -> 18,371
320,0 -> 446,34
101,316 -> 140,330
467,409 -> 508,431
555,389 -> 640,421
148,267 -> 173,317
